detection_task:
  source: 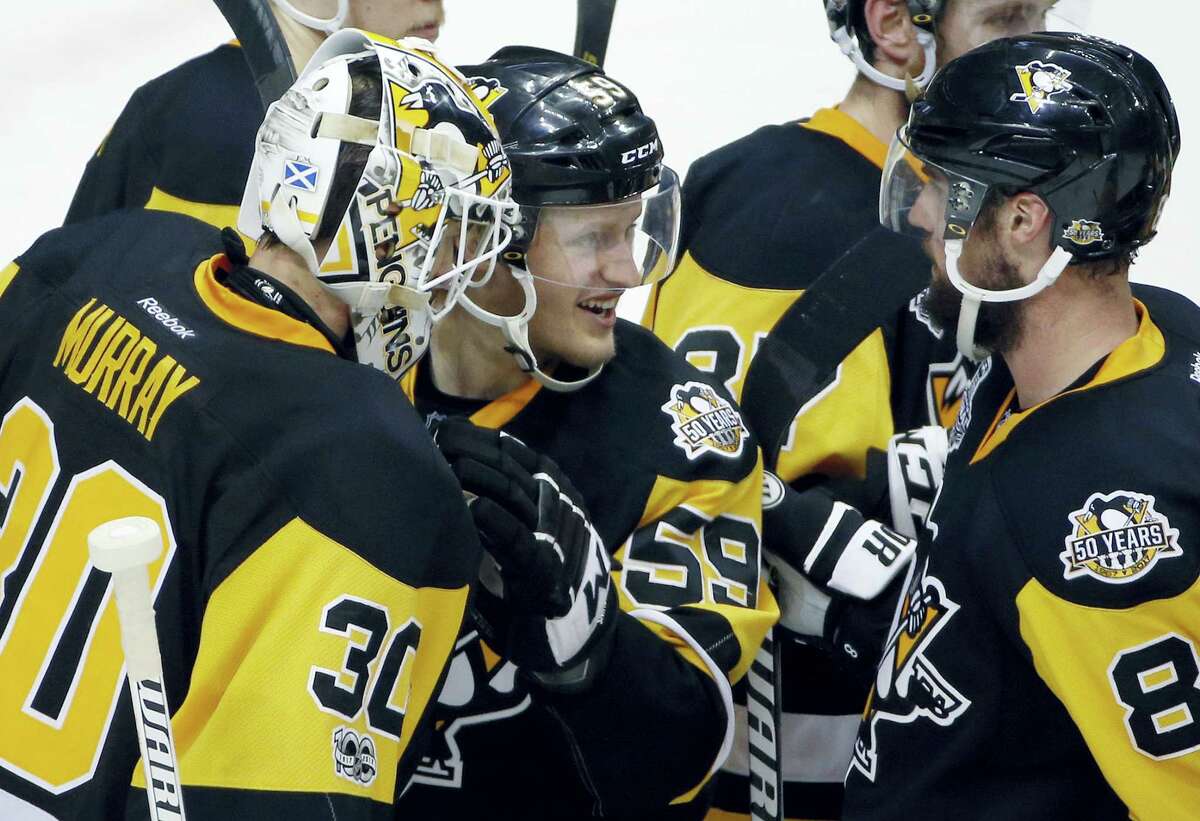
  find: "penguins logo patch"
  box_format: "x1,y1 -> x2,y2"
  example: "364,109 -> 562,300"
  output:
851,560 -> 970,783
1063,219 -> 1105,247
1011,60 -> 1073,114
662,381 -> 747,460
1061,491 -> 1181,584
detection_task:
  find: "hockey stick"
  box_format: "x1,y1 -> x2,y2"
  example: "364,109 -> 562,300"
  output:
742,227 -> 930,469
573,0 -> 618,67
211,0 -> 297,111
89,517 -> 186,821
746,626 -> 784,821
736,229 -> 928,819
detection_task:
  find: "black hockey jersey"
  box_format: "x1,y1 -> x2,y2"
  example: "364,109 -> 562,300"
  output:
844,290 -> 1200,820
65,43 -> 260,232
394,322 -> 778,819
643,108 -> 971,820
0,211 -> 479,819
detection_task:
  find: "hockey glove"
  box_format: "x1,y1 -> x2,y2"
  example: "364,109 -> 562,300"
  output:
886,425 -> 949,538
761,472 -> 914,674
435,418 -> 617,693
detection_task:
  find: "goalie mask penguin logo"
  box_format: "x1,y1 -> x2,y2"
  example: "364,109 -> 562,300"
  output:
662,381 -> 748,460
1061,490 -> 1181,584
1011,60 -> 1073,114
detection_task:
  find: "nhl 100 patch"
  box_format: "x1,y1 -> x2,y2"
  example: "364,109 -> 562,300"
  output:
1060,490 -> 1182,584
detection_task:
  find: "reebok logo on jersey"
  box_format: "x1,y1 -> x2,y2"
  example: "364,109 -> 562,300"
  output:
1190,352 -> 1200,384
54,298 -> 200,442
661,381 -> 747,460
1062,491 -> 1181,584
137,298 -> 196,340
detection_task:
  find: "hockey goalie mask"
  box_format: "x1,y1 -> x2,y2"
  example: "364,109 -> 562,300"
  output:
238,29 -> 518,379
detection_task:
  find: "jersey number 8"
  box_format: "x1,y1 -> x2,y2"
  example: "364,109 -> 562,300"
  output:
1109,632 -> 1200,760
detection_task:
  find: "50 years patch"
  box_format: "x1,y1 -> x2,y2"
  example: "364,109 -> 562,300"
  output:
661,381 -> 747,460
1061,490 -> 1181,584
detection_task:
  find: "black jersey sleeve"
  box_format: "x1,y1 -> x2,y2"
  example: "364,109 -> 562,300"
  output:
65,88 -> 158,225
65,45 -> 261,232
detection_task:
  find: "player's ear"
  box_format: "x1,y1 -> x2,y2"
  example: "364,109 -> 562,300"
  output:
863,0 -> 922,75
1002,192 -> 1055,272
1007,192 -> 1053,245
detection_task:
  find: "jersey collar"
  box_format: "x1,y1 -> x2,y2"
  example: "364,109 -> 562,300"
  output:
399,359 -> 542,430
971,299 -> 1165,464
801,107 -> 890,170
193,254 -> 336,354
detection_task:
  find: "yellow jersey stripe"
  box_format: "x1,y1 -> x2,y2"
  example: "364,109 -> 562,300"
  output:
192,254 -> 335,353
143,517 -> 469,800
801,108 -> 890,170
0,262 -> 18,301
1016,573 -> 1200,816
973,301 -> 1163,464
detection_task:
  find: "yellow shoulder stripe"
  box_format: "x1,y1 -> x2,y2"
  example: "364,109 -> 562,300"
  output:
801,107 -> 890,170
0,262 -> 18,301
145,517 -> 469,801
145,187 -> 251,244
399,360 -> 544,429
645,254 -> 893,482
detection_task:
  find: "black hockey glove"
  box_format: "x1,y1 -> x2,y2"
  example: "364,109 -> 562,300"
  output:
761,471 -> 914,678
435,418 -> 617,693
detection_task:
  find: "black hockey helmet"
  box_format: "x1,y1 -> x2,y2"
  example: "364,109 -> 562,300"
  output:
823,0 -> 941,91
883,32 -> 1179,262
459,46 -> 664,208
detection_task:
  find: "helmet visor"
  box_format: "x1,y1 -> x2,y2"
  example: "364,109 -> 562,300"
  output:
880,127 -> 991,242
516,165 -> 681,292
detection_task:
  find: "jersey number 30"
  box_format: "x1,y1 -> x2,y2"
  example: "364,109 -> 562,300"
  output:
0,397 -> 174,793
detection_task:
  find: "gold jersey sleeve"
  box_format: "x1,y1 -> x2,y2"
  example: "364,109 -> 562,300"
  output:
1017,575 -> 1200,818
140,517 -> 469,805
615,447 -> 778,687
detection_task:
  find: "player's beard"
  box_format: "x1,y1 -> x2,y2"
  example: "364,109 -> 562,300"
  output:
925,240 -> 1026,356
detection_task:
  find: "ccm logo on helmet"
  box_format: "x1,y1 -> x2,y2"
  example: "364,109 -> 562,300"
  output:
621,139 -> 659,165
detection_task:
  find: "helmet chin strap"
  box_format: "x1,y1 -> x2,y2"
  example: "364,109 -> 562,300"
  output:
832,27 -> 937,92
459,267 -> 604,393
271,189 -> 321,275
272,0 -> 349,34
945,238 -> 1075,361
